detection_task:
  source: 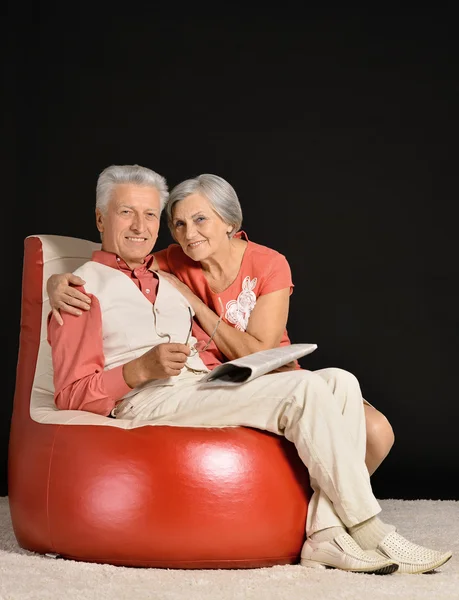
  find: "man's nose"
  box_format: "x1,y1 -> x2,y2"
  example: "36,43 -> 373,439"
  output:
131,214 -> 145,232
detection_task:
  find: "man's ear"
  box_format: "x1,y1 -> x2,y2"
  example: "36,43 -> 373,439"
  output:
95,208 -> 104,233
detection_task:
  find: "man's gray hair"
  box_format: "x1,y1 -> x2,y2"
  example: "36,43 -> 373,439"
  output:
96,164 -> 169,213
166,174 -> 243,237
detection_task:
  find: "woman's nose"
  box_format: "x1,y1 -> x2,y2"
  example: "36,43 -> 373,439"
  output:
185,221 -> 197,238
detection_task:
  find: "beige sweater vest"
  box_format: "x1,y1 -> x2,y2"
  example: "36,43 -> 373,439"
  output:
74,261 -> 209,400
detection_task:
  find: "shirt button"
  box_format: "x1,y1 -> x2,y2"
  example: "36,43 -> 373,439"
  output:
145,289 -> 150,294
116,257 -> 120,262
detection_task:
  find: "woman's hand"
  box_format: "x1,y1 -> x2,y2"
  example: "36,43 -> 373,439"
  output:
157,271 -> 201,311
47,273 -> 91,326
269,361 -> 298,374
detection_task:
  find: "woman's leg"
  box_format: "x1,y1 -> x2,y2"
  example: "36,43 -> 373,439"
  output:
363,404 -> 395,475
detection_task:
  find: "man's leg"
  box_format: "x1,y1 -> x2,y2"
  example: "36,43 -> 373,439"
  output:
118,369 -> 398,573
121,370 -> 381,533
313,368 -> 367,458
302,368 -> 451,573
302,368 -> 369,535
117,369 -> 451,574
315,368 -> 395,475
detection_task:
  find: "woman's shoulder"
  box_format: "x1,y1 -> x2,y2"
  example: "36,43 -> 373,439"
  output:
234,234 -> 291,288
243,239 -> 290,272
236,234 -> 293,295
237,231 -> 287,260
247,240 -> 286,258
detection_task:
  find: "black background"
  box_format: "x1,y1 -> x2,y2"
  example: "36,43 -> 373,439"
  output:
5,5 -> 459,499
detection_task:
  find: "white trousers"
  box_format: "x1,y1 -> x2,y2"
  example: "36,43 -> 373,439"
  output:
116,367 -> 381,538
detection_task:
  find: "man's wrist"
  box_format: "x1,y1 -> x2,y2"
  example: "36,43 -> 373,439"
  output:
123,359 -> 145,389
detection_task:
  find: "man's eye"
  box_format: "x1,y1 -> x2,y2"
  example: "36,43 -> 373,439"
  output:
146,213 -> 157,219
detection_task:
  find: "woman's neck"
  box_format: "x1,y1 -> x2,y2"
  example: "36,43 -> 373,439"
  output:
200,237 -> 247,291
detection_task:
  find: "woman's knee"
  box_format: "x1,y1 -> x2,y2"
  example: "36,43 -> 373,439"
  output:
364,405 -> 395,450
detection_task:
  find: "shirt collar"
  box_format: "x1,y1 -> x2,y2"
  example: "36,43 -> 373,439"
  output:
235,230 -> 249,241
91,250 -> 155,273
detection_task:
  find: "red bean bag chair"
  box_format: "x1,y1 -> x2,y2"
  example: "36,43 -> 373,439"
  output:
9,234 -> 311,568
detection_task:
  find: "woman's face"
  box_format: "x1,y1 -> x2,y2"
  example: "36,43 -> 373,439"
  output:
171,193 -> 232,261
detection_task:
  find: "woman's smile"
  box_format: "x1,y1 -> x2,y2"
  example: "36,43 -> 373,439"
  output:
188,240 -> 207,249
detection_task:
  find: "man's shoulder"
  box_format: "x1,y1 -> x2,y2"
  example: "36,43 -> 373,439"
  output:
75,260 -> 120,271
74,261 -> 125,288
75,260 -> 114,275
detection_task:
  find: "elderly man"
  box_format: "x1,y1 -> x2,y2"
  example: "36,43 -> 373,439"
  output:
48,164 -> 451,575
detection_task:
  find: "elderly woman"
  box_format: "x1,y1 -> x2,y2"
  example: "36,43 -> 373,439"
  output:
47,174 -> 394,475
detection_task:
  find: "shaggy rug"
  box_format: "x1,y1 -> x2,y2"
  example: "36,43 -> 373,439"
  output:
0,497 -> 457,600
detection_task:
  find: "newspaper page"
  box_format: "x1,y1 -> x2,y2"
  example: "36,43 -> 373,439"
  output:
199,343 -> 318,386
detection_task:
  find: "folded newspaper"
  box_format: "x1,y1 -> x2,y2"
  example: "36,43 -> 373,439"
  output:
199,343 -> 318,386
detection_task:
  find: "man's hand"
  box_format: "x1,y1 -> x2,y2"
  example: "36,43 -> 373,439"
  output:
123,343 -> 191,388
47,273 -> 91,325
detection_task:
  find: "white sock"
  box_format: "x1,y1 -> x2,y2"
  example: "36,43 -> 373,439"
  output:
349,516 -> 395,550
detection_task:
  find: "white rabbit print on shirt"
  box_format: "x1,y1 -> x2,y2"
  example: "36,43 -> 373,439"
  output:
225,276 -> 258,331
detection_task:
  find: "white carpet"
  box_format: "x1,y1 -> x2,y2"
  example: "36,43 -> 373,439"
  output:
0,497 -> 457,600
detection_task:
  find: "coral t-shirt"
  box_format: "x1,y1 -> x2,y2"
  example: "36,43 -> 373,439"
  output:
154,231 -> 294,367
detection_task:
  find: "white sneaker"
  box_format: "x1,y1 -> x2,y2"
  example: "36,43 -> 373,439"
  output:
374,531 -> 452,574
300,532 -> 398,574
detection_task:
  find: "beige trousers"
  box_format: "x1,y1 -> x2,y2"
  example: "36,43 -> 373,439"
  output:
116,367 -> 381,539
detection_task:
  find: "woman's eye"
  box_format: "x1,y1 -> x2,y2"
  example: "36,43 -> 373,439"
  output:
195,216 -> 206,223
174,220 -> 184,228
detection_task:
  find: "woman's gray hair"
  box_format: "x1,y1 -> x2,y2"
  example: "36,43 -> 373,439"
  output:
96,164 -> 169,213
166,174 -> 243,237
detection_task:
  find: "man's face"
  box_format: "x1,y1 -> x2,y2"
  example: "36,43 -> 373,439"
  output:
96,183 -> 161,269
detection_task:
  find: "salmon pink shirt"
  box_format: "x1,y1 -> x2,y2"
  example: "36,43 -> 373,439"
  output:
154,231 -> 295,367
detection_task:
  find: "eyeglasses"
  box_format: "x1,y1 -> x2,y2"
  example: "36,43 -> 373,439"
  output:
185,297 -> 224,356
